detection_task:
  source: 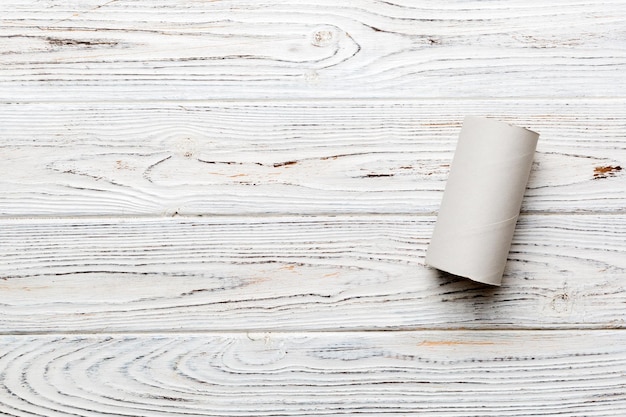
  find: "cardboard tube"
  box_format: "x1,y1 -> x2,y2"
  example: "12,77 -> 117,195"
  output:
425,116 -> 539,286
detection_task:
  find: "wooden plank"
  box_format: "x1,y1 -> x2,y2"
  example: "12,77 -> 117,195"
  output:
1,214 -> 624,333
0,331 -> 625,416
1,0 -> 625,100
1,99 -> 625,217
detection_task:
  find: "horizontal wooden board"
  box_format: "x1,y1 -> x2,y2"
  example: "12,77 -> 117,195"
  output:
1,214 -> 624,332
0,331 -> 625,416
1,99 -> 625,217
1,0 -> 625,100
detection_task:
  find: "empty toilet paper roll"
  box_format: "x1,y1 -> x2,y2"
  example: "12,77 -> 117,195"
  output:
425,116 -> 539,286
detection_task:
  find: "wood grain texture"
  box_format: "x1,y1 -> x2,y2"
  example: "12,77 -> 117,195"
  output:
1,214 -> 624,333
1,0 -> 625,100
1,99 -> 625,217
0,331 -> 625,416
3,1 -> 625,414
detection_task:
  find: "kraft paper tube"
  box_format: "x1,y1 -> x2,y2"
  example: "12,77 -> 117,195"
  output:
425,116 -> 539,286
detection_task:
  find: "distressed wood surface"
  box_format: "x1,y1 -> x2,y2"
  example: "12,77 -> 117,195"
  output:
1,0 -> 625,101
1,214 -> 624,333
1,99 -> 625,217
0,331 -> 625,416
3,0 -> 626,414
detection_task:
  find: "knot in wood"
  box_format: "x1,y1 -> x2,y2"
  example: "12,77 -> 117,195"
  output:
311,29 -> 336,47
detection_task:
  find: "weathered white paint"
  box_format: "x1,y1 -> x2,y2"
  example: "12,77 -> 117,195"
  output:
0,100 -> 624,216
1,0 -> 625,100
0,214 -> 623,333
1,0 -> 625,414
0,332 -> 625,416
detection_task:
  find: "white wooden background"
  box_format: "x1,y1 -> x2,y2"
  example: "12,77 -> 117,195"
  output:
1,0 -> 625,415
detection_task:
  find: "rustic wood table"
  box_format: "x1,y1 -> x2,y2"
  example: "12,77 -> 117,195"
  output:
1,1 -> 625,415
